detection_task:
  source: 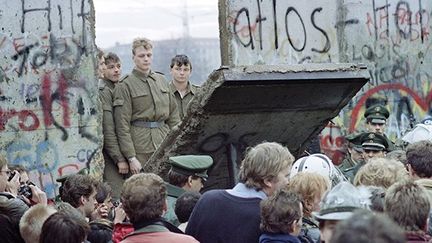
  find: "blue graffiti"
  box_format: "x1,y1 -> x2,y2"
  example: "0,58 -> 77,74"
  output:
7,140 -> 59,173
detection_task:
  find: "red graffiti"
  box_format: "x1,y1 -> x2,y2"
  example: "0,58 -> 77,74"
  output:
0,109 -> 40,131
319,123 -> 346,165
41,73 -> 70,128
349,83 -> 432,132
57,164 -> 79,177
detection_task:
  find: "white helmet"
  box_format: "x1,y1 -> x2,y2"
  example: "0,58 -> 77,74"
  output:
291,153 -> 347,187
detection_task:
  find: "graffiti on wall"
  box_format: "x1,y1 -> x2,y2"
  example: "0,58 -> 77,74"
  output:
222,0 -> 432,161
0,0 -> 101,199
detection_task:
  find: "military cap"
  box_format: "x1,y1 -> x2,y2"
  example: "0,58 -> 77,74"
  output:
313,182 -> 366,221
345,133 -> 363,152
364,105 -> 390,124
360,132 -> 389,151
169,155 -> 213,180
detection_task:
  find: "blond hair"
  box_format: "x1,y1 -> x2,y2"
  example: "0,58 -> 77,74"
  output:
239,142 -> 294,190
132,37 -> 153,55
353,158 -> 408,188
19,205 -> 57,243
285,172 -> 330,216
0,155 -> 7,169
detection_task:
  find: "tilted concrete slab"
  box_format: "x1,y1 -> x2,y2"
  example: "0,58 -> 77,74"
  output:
147,63 -> 369,190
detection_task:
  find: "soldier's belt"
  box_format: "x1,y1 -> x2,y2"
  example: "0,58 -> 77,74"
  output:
131,120 -> 165,128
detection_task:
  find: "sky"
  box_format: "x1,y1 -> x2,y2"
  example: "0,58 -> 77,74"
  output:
93,0 -> 219,48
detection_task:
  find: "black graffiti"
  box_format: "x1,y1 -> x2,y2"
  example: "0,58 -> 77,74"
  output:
285,7 -> 306,52
233,2 -> 331,54
395,1 -> 412,40
21,0 -> 52,33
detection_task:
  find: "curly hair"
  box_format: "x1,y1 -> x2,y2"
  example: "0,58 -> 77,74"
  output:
406,140 -> 432,178
353,158 -> 408,188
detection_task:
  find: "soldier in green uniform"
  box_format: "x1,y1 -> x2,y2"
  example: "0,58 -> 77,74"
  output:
343,132 -> 389,182
364,104 -> 395,151
113,38 -> 180,174
99,52 -> 129,199
338,133 -> 364,172
169,55 -> 200,119
164,155 -> 213,226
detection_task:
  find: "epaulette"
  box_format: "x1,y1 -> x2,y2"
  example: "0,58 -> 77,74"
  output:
98,80 -> 106,90
154,71 -> 165,76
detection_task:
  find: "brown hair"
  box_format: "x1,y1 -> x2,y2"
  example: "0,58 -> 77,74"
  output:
39,212 -> 90,243
104,52 -> 120,65
260,188 -> 302,234
170,54 -> 192,70
286,172 -> 330,216
239,142 -> 294,190
384,180 -> 430,231
406,140 -> 432,178
60,174 -> 97,208
353,158 -> 408,188
121,173 -> 167,224
132,37 -> 153,55
168,169 -> 200,188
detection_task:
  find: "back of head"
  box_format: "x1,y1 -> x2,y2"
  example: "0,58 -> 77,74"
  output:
175,191 -> 201,223
260,188 -> 302,234
40,212 -> 90,243
386,150 -> 407,165
19,204 -> 56,243
285,172 -> 330,216
239,142 -> 294,190
384,180 -> 430,231
95,182 -> 112,204
88,221 -> 113,243
331,210 -> 405,243
406,140 -> 432,178
61,174 -> 96,208
353,158 -> 408,188
121,173 -> 166,224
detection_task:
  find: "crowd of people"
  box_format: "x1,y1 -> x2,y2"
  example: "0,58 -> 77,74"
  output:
1,36 -> 432,243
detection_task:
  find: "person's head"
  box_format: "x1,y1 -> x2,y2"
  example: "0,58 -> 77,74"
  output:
19,204 -> 57,243
353,158 -> 408,188
406,140 -> 432,179
331,210 -> 405,243
313,182 -> 368,242
40,212 -> 90,243
103,52 -> 121,83
364,186 -> 386,212
167,155 -> 213,192
174,191 -> 201,224
260,188 -> 303,236
132,37 -> 153,73
364,105 -> 389,135
386,150 -> 407,166
95,182 -> 113,210
285,172 -> 330,217
345,133 -> 364,163
0,155 -> 10,192
290,153 -> 346,187
121,173 -> 166,224
87,221 -> 113,243
97,49 -> 105,79
384,180 -> 430,232
239,142 -> 294,196
360,132 -> 388,161
9,164 -> 29,185
60,174 -> 98,217
170,54 -> 192,84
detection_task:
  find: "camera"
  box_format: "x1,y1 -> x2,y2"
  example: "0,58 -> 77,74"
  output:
18,185 -> 33,199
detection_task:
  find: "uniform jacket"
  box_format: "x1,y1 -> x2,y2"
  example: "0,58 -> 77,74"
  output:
99,78 -> 125,164
164,183 -> 186,226
113,69 -> 180,157
169,81 -> 199,119
120,221 -> 198,243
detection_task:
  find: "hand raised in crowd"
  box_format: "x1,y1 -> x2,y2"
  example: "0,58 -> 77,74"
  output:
128,157 -> 142,174
117,161 -> 129,174
29,184 -> 47,205
91,203 -> 110,220
113,203 -> 128,224
6,170 -> 20,196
